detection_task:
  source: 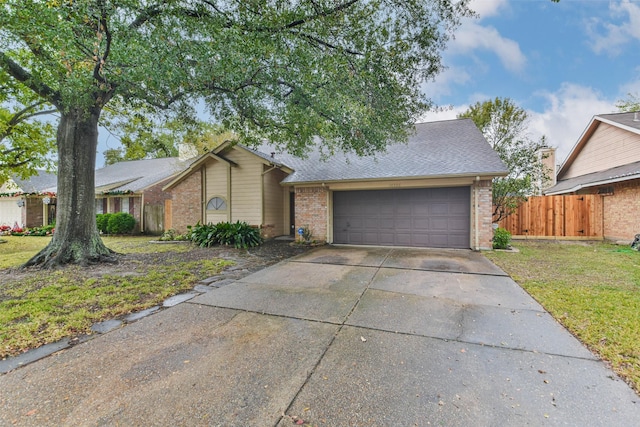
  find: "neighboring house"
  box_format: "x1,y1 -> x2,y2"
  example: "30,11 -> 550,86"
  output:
0,171 -> 57,228
545,111 -> 640,241
0,157 -> 192,234
164,119 -> 507,250
94,156 -> 194,234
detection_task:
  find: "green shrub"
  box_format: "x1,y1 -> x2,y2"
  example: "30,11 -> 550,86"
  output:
186,222 -> 219,247
106,212 -> 136,234
96,213 -> 112,234
158,229 -> 188,241
493,227 -> 512,249
187,221 -> 263,249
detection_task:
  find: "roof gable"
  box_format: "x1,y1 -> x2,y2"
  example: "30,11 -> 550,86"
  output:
162,151 -> 235,191
2,171 -> 57,194
558,112 -> 640,179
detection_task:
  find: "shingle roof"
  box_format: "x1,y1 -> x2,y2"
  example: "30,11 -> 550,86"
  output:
253,119 -> 506,184
597,111 -> 640,132
546,160 -> 640,195
94,157 -> 193,193
11,171 -> 57,193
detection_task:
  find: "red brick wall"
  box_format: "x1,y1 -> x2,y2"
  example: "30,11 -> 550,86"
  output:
474,180 -> 494,250
295,186 -> 327,242
169,169 -> 203,234
144,177 -> 174,205
25,197 -> 43,228
603,179 -> 640,242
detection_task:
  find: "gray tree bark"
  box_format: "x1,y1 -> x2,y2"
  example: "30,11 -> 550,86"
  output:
24,108 -> 115,268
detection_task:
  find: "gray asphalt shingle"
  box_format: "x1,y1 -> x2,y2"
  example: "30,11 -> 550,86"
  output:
94,157 -> 193,193
251,119 -> 506,184
546,160 -> 640,194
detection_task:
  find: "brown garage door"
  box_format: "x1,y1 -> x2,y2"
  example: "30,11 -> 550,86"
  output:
333,187 -> 470,248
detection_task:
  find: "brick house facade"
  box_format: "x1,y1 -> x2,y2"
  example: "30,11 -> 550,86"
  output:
166,168 -> 202,233
546,112 -> 640,242
164,119 -> 506,250
294,186 -> 328,243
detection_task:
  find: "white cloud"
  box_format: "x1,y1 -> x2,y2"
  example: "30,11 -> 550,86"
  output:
451,23 -> 527,73
446,0 -> 526,74
588,0 -> 640,55
422,65 -> 472,99
467,0 -> 509,19
528,83 -> 616,165
420,84 -> 617,169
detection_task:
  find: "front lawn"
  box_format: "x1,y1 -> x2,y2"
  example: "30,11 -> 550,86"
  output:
0,236 -> 232,358
485,240 -> 640,394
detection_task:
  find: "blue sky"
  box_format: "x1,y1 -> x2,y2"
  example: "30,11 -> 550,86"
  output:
99,0 -> 640,167
421,0 -> 640,165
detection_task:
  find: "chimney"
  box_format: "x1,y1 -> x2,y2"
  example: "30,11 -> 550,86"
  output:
178,143 -> 199,161
539,146 -> 557,193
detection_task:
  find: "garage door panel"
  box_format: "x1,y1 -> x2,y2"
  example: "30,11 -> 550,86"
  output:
449,218 -> 469,231
333,187 -> 470,248
429,217 -> 450,231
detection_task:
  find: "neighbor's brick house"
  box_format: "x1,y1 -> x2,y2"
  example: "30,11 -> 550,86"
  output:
164,119 -> 507,250
545,112 -> 640,242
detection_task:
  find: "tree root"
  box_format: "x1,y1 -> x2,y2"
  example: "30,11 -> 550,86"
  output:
22,241 -> 118,269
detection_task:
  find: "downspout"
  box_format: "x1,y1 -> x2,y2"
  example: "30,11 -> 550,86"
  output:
201,166 -> 206,223
475,176 -> 480,251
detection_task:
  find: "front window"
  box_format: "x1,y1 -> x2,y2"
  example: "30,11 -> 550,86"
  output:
206,197 -> 227,211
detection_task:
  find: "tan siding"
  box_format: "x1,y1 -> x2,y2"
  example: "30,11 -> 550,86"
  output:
564,124 -> 640,179
226,149 -> 263,225
204,159 -> 229,224
262,168 -> 288,237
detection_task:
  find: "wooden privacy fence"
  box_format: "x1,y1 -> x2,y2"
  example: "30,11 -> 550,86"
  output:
496,195 -> 603,238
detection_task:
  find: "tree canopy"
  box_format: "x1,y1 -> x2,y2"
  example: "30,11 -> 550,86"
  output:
0,74 -> 56,183
102,117 -> 235,165
459,97 -> 551,222
616,93 -> 640,112
0,0 -> 471,267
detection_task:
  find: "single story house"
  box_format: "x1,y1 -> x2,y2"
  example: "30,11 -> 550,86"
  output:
545,111 -> 640,242
164,119 -> 507,250
94,156 -> 193,234
0,171 -> 57,228
1,156 -> 193,234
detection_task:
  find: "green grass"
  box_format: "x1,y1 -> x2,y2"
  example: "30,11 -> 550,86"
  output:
485,241 -> 640,393
0,236 -> 232,358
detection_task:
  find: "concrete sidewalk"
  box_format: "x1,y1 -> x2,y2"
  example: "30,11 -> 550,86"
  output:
1,246 -> 638,426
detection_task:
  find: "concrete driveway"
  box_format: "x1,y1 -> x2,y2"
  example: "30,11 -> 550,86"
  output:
1,246 -> 638,426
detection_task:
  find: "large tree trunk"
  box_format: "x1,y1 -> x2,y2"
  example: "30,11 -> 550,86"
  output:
24,108 -> 115,268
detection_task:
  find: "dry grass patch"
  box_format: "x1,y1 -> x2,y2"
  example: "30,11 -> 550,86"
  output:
485,241 -> 640,394
0,236 -> 232,358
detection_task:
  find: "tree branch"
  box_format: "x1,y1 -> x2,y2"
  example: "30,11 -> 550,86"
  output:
0,51 -> 61,106
284,0 -> 360,29
290,30 -> 362,55
129,4 -> 164,29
